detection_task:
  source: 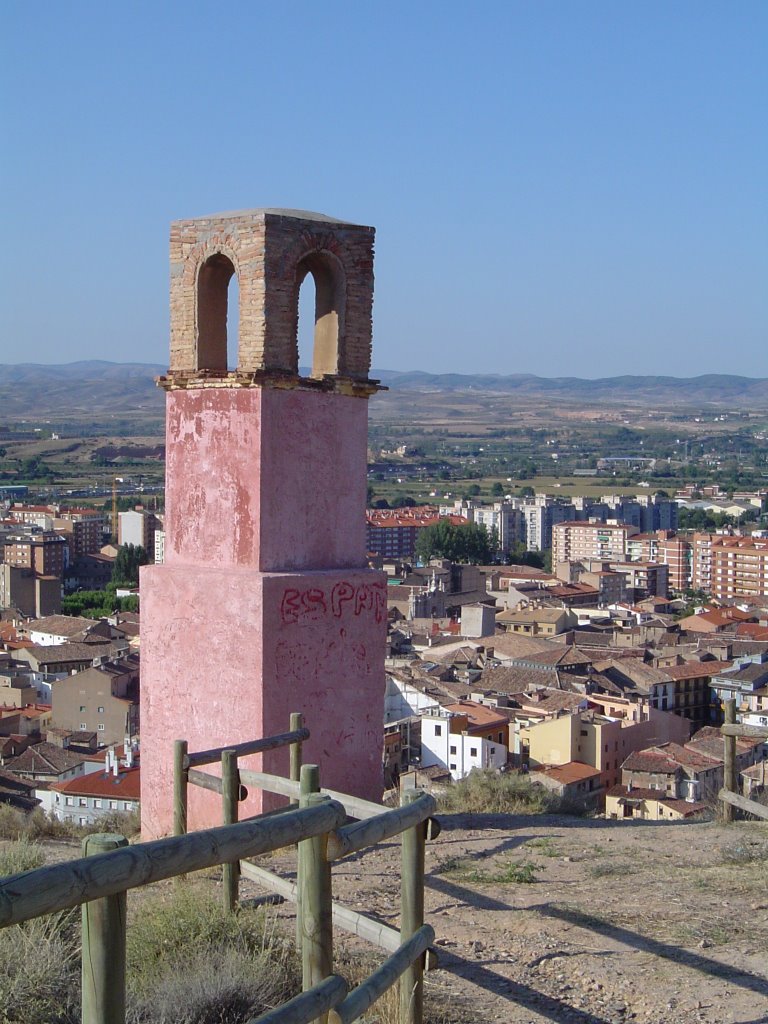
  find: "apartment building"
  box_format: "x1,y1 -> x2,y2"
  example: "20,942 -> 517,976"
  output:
626,531 -> 691,592
552,520 -> 636,566
708,536 -> 768,601
524,497 -> 576,552
3,531 -> 67,577
365,509 -> 467,560
118,508 -> 161,557
470,502 -> 524,554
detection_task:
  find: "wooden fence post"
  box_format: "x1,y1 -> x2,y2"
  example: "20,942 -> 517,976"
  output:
399,790 -> 426,1024
723,698 -> 737,823
290,712 -> 304,783
173,739 -> 188,837
296,761 -> 319,950
298,765 -> 333,1023
222,748 -> 239,913
81,833 -> 128,1024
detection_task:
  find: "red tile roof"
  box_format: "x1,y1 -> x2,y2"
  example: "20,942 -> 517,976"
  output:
51,767 -> 140,799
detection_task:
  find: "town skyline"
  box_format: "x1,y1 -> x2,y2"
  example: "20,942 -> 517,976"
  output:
2,2 -> 766,377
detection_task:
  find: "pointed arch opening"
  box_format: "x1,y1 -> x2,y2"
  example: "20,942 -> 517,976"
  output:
196,252 -> 237,373
297,273 -> 316,375
294,251 -> 346,379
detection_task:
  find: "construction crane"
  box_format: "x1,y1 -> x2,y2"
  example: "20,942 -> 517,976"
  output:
112,478 -> 119,544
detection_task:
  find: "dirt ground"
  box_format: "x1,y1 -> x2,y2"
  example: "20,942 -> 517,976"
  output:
249,812 -> 768,1024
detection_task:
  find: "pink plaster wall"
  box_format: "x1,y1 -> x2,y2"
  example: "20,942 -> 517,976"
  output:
165,388 -> 368,571
140,563 -> 386,837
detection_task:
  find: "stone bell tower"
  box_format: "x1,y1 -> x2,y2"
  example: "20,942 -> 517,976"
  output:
140,209 -> 386,837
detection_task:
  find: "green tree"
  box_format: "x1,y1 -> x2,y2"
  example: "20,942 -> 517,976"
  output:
491,481 -> 505,497
112,544 -> 149,586
415,520 -> 493,564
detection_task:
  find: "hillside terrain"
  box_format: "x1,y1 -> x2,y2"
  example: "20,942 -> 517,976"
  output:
3,362 -> 768,428
289,812 -> 767,1024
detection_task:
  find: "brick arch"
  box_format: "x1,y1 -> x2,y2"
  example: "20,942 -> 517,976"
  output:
185,239 -> 241,373
293,247 -> 347,379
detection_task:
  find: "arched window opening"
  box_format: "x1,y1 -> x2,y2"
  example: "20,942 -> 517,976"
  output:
227,274 -> 239,371
295,252 -> 346,379
297,273 -> 315,376
196,253 -> 236,372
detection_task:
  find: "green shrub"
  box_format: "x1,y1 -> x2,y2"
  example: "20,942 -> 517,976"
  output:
438,769 -> 582,815
126,884 -> 299,1024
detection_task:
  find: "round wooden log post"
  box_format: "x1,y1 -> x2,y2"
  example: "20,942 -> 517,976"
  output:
296,762 -> 320,950
222,748 -> 240,913
298,766 -> 333,1023
399,790 -> 426,1024
81,833 -> 128,1024
723,699 -> 737,823
290,712 -> 304,784
173,739 -> 188,836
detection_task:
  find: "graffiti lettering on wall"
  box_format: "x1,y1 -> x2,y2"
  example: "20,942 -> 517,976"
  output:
280,580 -> 386,626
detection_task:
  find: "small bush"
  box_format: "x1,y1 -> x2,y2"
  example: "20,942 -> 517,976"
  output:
0,805 -> 26,840
0,805 -> 141,843
438,769 -> 581,815
127,884 -> 298,1024
436,853 -> 539,885
0,836 -> 45,877
0,912 -> 79,1024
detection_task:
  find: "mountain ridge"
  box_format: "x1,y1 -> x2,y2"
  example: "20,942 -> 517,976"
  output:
2,361 -> 767,418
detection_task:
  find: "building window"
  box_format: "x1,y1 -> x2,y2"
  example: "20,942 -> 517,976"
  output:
434,725 -> 442,736
80,722 -> 87,730
449,745 -> 457,755
79,798 -> 87,807
93,799 -> 102,809
98,724 -> 105,732
97,706 -> 104,713
110,800 -> 118,810
79,817 -> 88,826
449,763 -> 456,771
470,747 -> 478,757
65,797 -> 74,806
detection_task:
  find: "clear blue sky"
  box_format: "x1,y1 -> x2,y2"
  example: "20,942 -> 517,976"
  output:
1,1 -> 766,377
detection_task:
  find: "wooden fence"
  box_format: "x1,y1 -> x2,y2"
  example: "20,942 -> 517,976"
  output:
718,698 -> 768,822
0,714 -> 440,1024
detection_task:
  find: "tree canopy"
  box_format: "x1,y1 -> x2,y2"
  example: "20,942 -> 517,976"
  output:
112,544 -> 149,586
415,520 -> 494,564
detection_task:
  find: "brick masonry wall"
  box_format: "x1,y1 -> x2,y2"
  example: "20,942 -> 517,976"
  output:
169,210 -> 374,380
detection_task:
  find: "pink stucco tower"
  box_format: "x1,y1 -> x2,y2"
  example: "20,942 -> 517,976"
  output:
140,209 -> 386,837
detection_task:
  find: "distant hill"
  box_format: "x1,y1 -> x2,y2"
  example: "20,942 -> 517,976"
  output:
373,370 -> 768,406
2,361 -> 768,423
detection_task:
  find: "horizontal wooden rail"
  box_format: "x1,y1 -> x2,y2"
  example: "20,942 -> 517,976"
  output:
249,973 -> 348,1024
329,925 -> 435,1024
320,788 -> 393,821
718,788 -> 768,820
239,860 -> 437,970
0,800 -> 347,928
721,723 -> 768,739
239,770 -> 301,801
327,792 -> 436,861
186,728 -> 310,769
187,768 -> 248,801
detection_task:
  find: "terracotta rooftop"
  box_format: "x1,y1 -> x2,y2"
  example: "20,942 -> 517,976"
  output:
5,741 -> 85,775
52,766 -> 140,799
531,761 -> 602,784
